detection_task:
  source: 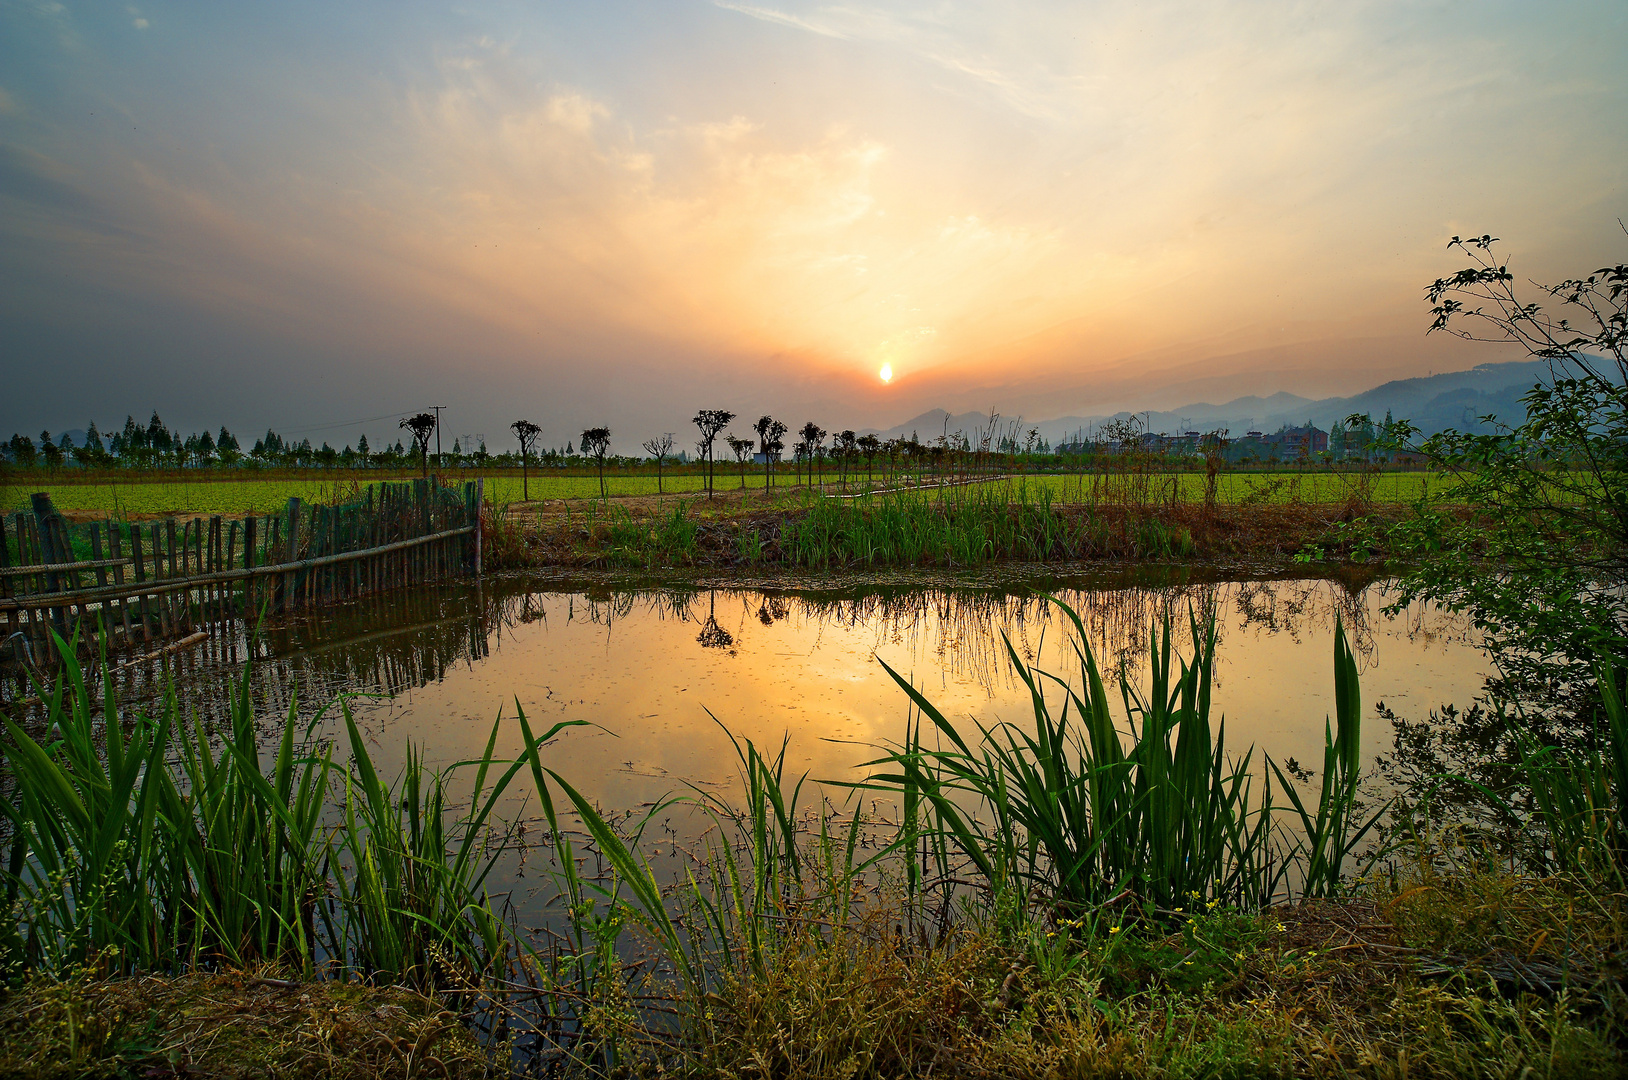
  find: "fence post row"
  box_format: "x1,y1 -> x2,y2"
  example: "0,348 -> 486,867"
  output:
1,478 -> 483,665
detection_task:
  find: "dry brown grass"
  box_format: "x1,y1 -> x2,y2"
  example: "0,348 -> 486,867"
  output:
0,968 -> 487,1079
674,874 -> 1626,1080
1,874 -> 1620,1078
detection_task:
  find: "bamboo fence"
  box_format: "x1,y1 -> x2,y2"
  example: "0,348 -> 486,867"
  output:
1,477 -> 483,664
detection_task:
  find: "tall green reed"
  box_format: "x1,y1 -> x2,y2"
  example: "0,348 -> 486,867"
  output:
0,631 -> 580,992
1451,659 -> 1628,882
861,597 -> 1382,913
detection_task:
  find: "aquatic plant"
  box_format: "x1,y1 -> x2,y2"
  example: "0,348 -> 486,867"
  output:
857,598 -> 1381,914
0,631 -> 579,991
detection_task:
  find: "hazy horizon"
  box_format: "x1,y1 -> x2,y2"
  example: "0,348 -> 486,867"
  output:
3,1 -> 1624,452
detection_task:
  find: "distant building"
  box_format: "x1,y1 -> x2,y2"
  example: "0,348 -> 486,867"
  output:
1225,425 -> 1327,462
752,451 -> 783,465
1259,425 -> 1328,455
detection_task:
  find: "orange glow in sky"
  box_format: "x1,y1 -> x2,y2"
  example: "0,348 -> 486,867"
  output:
0,1 -> 1623,446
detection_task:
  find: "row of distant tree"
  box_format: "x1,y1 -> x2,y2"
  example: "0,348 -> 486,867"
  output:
501,408 -> 1063,501
1,407 -> 1403,478
1,412 -> 502,470
2,408 -> 961,478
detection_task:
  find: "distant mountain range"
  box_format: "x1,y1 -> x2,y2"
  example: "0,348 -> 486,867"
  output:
865,359 -> 1552,448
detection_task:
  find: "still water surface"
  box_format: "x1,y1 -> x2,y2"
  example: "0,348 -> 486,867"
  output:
153,569 -> 1492,813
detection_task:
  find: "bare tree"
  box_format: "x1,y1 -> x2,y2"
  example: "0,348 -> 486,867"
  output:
642,432 -> 676,494
692,409 -> 735,500
400,412 -> 437,476
726,435 -> 754,489
580,426 -> 611,500
511,419 -> 541,501
753,415 -> 787,491
798,421 -> 825,489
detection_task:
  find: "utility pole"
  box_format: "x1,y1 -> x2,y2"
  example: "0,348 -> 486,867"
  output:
431,405 -> 446,465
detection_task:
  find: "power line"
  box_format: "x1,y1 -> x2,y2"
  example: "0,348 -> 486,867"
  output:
275,407 -> 434,436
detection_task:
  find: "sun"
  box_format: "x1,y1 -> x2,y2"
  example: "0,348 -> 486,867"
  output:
879,363 -> 893,383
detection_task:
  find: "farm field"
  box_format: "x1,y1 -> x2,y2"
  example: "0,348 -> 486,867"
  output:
2,467 -> 1446,517
1,471 -> 713,516
965,469 -> 1444,505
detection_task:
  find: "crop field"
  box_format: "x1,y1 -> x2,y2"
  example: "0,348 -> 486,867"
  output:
1,471 -> 715,515
2,466 -> 1445,517
959,469 -> 1444,506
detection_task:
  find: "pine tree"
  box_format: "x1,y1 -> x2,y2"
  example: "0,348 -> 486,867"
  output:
8,433 -> 38,467
147,412 -> 169,453
39,431 -> 63,468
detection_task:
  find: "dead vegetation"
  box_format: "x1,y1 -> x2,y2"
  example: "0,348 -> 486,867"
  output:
0,969 -> 487,1079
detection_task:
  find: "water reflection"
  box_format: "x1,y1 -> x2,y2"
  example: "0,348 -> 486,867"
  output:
2,572 -> 1485,813
553,574 -> 1414,700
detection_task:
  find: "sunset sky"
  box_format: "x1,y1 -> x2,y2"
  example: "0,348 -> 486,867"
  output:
2,1 -> 1624,451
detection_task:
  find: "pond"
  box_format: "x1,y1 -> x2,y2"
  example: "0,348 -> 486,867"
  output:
0,565 -> 1497,976
56,567 -> 1487,818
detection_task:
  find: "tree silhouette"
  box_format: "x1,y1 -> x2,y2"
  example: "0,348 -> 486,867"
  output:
726,435 -> 754,489
858,433 -> 881,487
692,409 -> 735,500
580,426 -> 611,500
39,431 -> 63,470
400,412 -> 437,476
511,419 -> 541,501
754,415 -> 787,490
836,430 -> 858,489
642,432 -> 676,494
798,421 -> 825,489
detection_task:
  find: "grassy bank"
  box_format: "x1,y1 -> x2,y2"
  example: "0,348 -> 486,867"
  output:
487,482 -> 1418,570
3,604 -> 1623,1076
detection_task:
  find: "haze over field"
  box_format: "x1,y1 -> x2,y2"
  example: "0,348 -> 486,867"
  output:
1,1 -> 1624,451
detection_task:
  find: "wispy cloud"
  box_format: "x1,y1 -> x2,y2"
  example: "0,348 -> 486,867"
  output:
712,2 -> 1071,119
711,1 -> 849,39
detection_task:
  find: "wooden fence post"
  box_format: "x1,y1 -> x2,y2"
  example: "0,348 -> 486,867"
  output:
30,493 -> 69,642
0,514 -> 16,650
284,498 -> 301,611
473,478 -> 483,577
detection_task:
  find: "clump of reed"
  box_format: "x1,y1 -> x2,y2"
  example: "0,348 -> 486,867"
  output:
780,483 -> 1096,567
0,634 -> 577,996
582,501 -> 702,567
478,500 -> 534,570
855,597 -> 1377,916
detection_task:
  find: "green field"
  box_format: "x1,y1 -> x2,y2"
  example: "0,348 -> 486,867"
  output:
1,471 -> 716,515
972,469 -> 1442,505
2,466 -> 1443,517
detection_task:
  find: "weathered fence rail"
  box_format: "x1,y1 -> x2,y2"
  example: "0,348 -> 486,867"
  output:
1,477 -> 483,664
